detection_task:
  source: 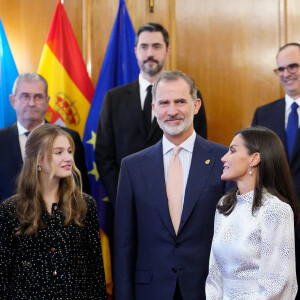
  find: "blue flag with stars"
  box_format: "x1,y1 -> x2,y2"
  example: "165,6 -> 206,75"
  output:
0,18 -> 18,129
82,0 -> 139,295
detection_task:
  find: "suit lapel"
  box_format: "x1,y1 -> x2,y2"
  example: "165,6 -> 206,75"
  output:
273,98 -> 287,149
11,123 -> 23,168
141,141 -> 175,236
126,80 -> 147,138
179,136 -> 215,233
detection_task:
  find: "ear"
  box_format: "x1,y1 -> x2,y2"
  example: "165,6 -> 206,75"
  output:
166,46 -> 171,57
9,94 -> 16,108
250,152 -> 260,167
46,95 -> 50,104
134,46 -> 137,57
152,102 -> 157,117
193,98 -> 201,115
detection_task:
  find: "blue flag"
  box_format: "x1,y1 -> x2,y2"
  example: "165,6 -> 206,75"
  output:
0,19 -> 18,129
82,0 -> 139,295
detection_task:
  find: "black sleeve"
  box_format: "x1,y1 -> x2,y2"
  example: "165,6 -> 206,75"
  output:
84,195 -> 107,299
95,91 -> 119,206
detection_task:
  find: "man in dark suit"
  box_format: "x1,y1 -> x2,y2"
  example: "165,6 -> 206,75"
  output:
114,71 -> 228,300
0,72 -> 89,202
95,23 -> 207,206
252,42 -> 300,299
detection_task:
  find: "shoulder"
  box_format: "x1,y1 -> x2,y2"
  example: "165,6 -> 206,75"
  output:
255,98 -> 284,112
259,191 -> 293,223
195,134 -> 227,155
82,193 -> 97,209
59,126 -> 80,140
0,195 -> 19,219
123,140 -> 161,164
106,80 -> 138,96
0,123 -> 17,137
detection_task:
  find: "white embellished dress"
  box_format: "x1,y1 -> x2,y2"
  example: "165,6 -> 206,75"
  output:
205,190 -> 297,300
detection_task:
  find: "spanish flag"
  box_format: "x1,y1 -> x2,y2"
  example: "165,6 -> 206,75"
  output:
37,0 -> 93,138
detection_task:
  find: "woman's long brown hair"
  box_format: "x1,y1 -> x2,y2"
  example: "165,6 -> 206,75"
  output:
15,123 -> 87,235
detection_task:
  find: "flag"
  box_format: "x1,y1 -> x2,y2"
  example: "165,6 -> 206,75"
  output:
0,18 -> 18,129
37,0 -> 93,138
82,0 -> 139,297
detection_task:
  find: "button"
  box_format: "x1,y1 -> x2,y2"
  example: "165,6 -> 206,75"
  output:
172,268 -> 177,273
175,243 -> 180,248
52,270 -> 57,276
53,205 -> 58,210
51,247 -> 55,253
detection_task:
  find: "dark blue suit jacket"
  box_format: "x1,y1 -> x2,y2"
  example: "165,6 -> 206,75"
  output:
114,135 -> 228,300
0,122 -> 90,202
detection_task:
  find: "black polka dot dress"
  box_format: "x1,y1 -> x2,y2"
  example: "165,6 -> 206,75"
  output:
0,194 -> 106,299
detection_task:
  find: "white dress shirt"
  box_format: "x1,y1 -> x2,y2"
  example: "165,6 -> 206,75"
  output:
285,94 -> 300,129
162,130 -> 196,208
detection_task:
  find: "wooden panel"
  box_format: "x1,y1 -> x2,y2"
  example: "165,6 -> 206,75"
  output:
0,0 -> 82,75
176,0 -> 281,145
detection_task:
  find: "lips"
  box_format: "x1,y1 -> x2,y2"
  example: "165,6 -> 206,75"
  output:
62,164 -> 72,170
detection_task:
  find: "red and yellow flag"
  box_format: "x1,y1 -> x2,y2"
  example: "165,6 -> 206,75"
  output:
37,0 -> 93,138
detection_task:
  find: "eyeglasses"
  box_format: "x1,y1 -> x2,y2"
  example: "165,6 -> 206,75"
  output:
18,93 -> 47,104
273,63 -> 300,76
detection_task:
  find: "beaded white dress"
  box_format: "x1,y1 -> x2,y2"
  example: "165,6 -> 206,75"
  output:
205,190 -> 297,300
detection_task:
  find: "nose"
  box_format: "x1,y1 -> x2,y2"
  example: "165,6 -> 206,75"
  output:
64,152 -> 73,162
221,152 -> 228,162
167,102 -> 178,116
28,96 -> 36,105
282,67 -> 291,77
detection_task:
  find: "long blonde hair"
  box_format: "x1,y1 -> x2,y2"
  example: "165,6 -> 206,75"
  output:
16,123 -> 87,235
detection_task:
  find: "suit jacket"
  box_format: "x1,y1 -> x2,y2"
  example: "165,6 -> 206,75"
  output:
114,135 -> 228,300
0,122 -> 90,202
95,79 -> 207,205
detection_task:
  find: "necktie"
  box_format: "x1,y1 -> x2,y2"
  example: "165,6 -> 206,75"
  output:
143,85 -> 153,133
24,131 -> 30,137
286,102 -> 299,160
166,146 -> 183,234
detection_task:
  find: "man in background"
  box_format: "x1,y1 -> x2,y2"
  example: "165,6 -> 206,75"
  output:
95,23 -> 207,206
114,70 -> 227,300
252,42 -> 300,299
0,72 -> 89,202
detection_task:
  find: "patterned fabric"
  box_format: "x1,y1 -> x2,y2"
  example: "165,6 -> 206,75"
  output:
166,146 -> 183,234
0,194 -> 106,299
206,190 -> 297,300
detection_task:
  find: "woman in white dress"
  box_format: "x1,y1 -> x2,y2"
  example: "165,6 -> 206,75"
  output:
206,126 -> 299,300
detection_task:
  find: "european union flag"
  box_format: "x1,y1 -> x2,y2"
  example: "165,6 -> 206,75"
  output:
82,0 -> 139,296
0,18 -> 18,129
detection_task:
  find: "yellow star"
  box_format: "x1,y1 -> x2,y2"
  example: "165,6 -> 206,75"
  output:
88,161 -> 99,181
102,196 -> 109,202
86,131 -> 97,150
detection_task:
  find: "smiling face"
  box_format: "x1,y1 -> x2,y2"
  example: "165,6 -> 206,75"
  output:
277,45 -> 300,99
221,134 -> 258,188
40,135 -> 73,182
152,77 -> 201,144
135,31 -> 170,81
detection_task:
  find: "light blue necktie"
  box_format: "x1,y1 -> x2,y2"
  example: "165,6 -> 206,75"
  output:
286,102 -> 299,160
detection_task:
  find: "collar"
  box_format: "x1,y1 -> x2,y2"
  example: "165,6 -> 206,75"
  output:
139,73 -> 152,92
285,94 -> 300,112
162,130 -> 196,155
17,121 -> 45,136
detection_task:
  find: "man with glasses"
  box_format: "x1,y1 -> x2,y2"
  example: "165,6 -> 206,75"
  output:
0,72 -> 90,202
252,42 -> 300,300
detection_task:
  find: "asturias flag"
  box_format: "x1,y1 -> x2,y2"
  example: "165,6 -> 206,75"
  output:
82,0 -> 139,297
0,18 -> 18,129
37,0 -> 93,138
